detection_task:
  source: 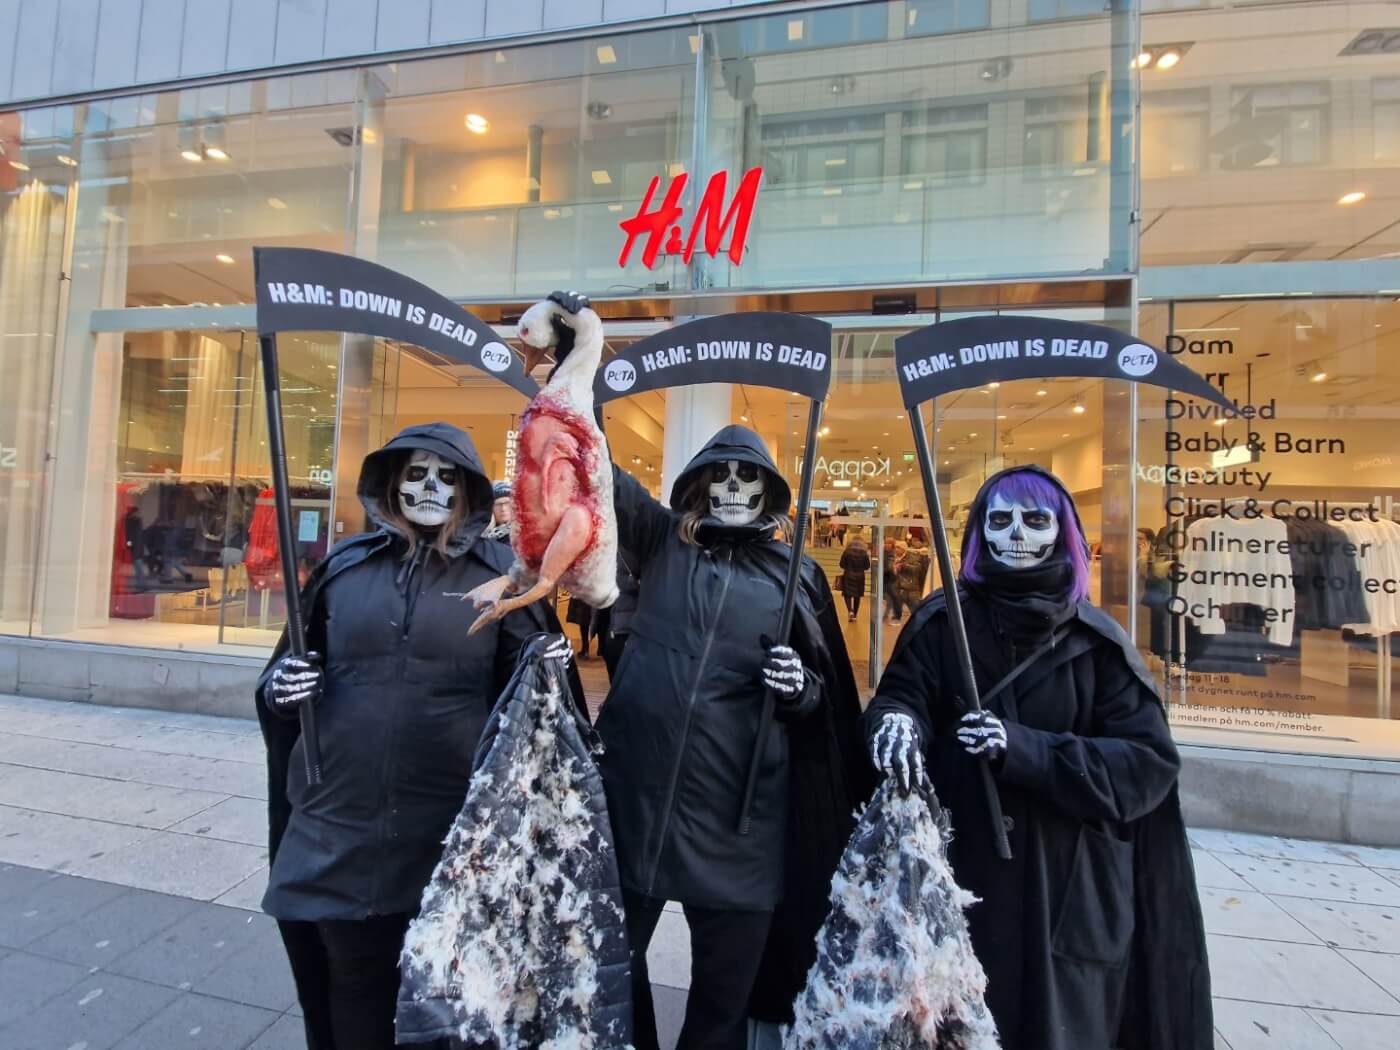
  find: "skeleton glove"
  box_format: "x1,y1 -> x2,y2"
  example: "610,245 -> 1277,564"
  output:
870,712 -> 927,795
956,710 -> 1008,763
267,652 -> 324,716
760,642 -> 806,702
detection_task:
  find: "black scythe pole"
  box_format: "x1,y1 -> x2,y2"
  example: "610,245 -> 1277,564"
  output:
737,396 -> 824,834
259,334 -> 322,786
909,403 -> 1011,860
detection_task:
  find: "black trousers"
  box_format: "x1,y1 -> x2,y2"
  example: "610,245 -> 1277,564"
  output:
624,890 -> 772,1050
315,913 -> 413,1050
843,593 -> 862,617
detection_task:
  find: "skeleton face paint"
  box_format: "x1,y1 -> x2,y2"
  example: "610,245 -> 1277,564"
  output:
399,450 -> 458,528
708,460 -> 765,526
983,492 -> 1059,569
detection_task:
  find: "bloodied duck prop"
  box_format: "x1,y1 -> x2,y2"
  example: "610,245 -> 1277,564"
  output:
253,422 -> 583,1050
397,635 -> 632,1048
597,425 -> 872,1048
865,466 -> 1212,1050
468,292 -> 619,630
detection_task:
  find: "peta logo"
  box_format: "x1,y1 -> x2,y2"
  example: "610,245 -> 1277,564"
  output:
0,444 -> 16,469
479,341 -> 512,373
618,167 -> 763,269
1117,344 -> 1159,378
603,359 -> 637,392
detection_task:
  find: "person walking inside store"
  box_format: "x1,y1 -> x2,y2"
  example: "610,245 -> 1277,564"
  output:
837,533 -> 871,622
598,424 -> 869,1050
865,465 -> 1211,1050
895,535 -> 930,611
254,422 -> 579,1050
884,538 -> 907,623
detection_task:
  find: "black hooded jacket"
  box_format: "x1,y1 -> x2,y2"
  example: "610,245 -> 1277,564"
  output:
596,426 -> 871,1016
256,422 -> 573,922
864,465 -> 1211,1050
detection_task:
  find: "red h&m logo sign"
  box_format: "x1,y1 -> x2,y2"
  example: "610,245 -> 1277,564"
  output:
617,166 -> 763,269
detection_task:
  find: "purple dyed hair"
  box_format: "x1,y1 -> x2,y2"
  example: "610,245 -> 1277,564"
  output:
961,469 -> 1091,602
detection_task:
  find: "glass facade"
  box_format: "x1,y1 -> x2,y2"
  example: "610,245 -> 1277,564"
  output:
0,0 -> 1396,759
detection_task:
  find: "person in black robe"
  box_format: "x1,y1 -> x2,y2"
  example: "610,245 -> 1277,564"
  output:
598,425 -> 870,1050
865,465 -> 1212,1050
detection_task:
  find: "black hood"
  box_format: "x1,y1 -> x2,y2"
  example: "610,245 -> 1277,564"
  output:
960,463 -> 1087,565
358,422 -> 494,556
670,424 -> 793,514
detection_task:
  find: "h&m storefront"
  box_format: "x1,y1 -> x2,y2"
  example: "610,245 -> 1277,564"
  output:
1,0 -> 1398,839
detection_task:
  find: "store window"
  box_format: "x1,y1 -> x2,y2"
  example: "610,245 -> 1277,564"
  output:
1226,83 -> 1330,168
1137,298 -> 1400,756
1141,90 -> 1210,178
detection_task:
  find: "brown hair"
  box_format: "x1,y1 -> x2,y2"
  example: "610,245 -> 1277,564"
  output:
381,462 -> 471,561
675,469 -> 791,546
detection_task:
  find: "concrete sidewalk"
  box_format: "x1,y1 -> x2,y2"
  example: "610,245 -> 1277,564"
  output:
0,693 -> 1397,1049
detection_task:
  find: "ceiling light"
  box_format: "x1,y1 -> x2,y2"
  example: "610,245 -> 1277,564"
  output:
1132,50 -> 1153,69
1036,388 -> 1047,396
997,414 -> 1007,420
1214,418 -> 1228,426
1311,370 -> 1328,383
204,145 -> 228,161
1154,49 -> 1181,69
740,414 -> 749,421
591,169 -> 612,185
988,381 -> 1000,388
181,147 -> 203,162
215,253 -> 235,264
596,44 -> 617,65
787,19 -> 804,41
1338,190 -> 1366,205
56,154 -> 77,166
267,197 -> 287,210
820,426 -> 830,436
1072,402 -> 1086,414
465,113 -> 489,134
8,159 -> 28,171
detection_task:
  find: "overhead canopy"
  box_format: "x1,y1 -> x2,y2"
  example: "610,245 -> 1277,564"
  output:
594,311 -> 832,404
894,315 -> 1236,412
253,247 -> 538,399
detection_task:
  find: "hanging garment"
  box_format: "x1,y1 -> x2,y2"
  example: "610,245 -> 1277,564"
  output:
1176,514 -> 1295,646
784,781 -> 999,1050
396,635 -> 632,1048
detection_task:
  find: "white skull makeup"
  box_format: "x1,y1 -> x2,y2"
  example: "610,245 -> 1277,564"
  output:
398,450 -> 458,529
708,459 -> 766,526
984,492 -> 1059,569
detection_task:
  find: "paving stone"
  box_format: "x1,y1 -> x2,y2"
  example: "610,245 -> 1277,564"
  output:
1190,830 -> 1361,866
0,872 -> 129,948
1337,949 -> 1400,1003
1206,935 -> 1400,1013
1377,868 -> 1400,889
1198,887 -> 1321,944
59,831 -> 268,901
168,796 -> 267,846
110,991 -> 280,1050
0,804 -> 153,872
246,1013 -> 309,1050
1192,849 -> 1253,891
0,735 -> 266,799
0,862 -> 57,903
214,868 -> 269,912
1326,844 -> 1400,869
108,903 -> 276,988
1271,897 -> 1400,954
191,920 -> 299,1011
1220,855 -> 1400,907
0,764 -> 226,829
1307,1008 -> 1400,1049
25,888 -> 199,967
0,970 -> 180,1050
1211,999 -> 1335,1049
0,950 -> 88,1027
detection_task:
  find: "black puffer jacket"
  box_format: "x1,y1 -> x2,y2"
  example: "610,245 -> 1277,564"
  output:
257,422 -> 566,921
597,425 -> 853,913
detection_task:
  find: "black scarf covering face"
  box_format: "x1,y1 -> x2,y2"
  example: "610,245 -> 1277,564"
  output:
964,548 -> 1078,649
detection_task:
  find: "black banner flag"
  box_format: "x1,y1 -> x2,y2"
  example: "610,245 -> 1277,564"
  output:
895,315 -> 1235,411
595,311 -> 832,404
253,247 -> 538,399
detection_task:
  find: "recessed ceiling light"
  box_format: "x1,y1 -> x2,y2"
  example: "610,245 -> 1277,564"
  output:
591,169 -> 612,185
1036,388 -> 1047,396
465,113 -> 489,134
1072,402 -> 1086,414
56,154 -> 77,166
8,159 -> 28,171
1132,50 -> 1153,69
215,253 -> 235,264
1338,191 -> 1366,205
988,381 -> 1000,388
267,197 -> 287,210
1311,370 -> 1328,382
997,414 -> 1007,419
203,146 -> 228,161
596,45 -> 617,65
181,148 -> 203,162
1154,49 -> 1181,69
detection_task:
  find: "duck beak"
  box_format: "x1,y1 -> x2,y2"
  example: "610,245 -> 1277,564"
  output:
522,343 -> 552,373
